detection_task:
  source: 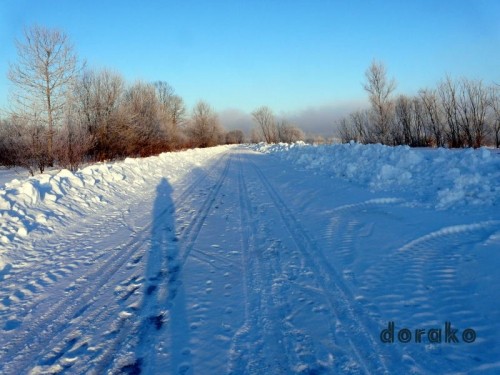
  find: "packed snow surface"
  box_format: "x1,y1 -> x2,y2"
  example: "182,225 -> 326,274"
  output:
0,144 -> 498,374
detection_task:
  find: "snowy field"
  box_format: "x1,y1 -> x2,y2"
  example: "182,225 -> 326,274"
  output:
0,144 -> 499,374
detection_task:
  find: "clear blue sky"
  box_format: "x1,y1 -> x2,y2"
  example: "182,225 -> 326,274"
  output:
1,0 -> 499,128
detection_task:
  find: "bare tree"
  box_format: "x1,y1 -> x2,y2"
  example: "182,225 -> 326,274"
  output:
457,78 -> 489,148
277,120 -> 305,143
5,113 -> 49,175
121,81 -> 163,156
350,110 -> 371,143
419,89 -> 445,147
336,110 -> 372,144
187,101 -> 224,147
225,129 -> 244,144
438,77 -> 464,147
251,106 -> 278,143
250,128 -> 263,143
336,117 -> 357,143
54,93 -> 94,171
394,95 -> 414,145
154,81 -> 186,148
0,117 -> 18,167
411,97 -> 431,146
305,135 -> 326,145
75,68 -> 124,160
8,25 -> 83,164
363,60 -> 396,144
154,81 -> 174,107
489,85 -> 500,148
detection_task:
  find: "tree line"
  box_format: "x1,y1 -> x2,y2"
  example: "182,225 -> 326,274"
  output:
0,26 -> 245,175
250,106 -> 305,144
337,60 -> 500,148
2,27 -> 497,176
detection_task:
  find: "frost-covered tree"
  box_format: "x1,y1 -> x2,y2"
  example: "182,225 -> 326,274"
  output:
188,101 -> 224,147
8,25 -> 83,164
457,78 -> 489,148
54,93 -> 94,171
419,89 -> 445,147
363,60 -> 396,144
490,85 -> 500,148
75,68 -> 124,160
252,106 -> 278,143
225,129 -> 244,144
121,81 -> 163,156
277,121 -> 305,143
154,81 -> 186,148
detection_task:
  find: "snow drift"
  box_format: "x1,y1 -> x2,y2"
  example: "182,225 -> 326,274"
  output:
0,146 -> 231,269
252,142 -> 500,210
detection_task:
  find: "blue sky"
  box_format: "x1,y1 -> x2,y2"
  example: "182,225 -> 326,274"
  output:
1,0 -> 499,133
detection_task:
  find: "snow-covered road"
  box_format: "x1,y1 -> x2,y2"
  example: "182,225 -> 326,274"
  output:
0,146 -> 499,374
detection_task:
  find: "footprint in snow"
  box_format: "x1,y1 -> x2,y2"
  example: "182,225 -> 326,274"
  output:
146,284 -> 157,295
4,319 -> 21,331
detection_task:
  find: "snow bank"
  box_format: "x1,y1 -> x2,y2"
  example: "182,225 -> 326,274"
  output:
0,146 -> 231,269
0,167 -> 28,188
252,142 -> 500,210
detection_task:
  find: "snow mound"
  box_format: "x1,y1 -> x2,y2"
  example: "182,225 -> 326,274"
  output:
252,142 -> 500,210
0,146 -> 232,270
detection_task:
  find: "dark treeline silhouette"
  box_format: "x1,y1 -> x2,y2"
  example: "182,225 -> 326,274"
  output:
0,25 -> 244,175
337,60 -> 500,149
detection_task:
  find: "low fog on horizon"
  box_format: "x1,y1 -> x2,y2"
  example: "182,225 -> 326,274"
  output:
218,99 -> 369,138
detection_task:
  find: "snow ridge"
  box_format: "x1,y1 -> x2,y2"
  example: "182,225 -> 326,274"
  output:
0,146 -> 232,270
252,142 -> 500,210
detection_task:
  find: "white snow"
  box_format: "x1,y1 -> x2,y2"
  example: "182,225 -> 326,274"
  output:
0,143 -> 498,374
0,147 -> 230,268
252,141 -> 500,210
0,167 -> 29,188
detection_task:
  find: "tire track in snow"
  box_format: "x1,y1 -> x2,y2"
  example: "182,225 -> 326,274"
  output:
0,152 -> 226,316
320,199 -> 403,293
361,220 -> 500,373
0,152 -> 229,374
69,153 -> 231,375
228,154 -> 291,373
0,222 -> 152,374
242,152 -> 342,373
120,154 -> 232,375
249,157 -> 392,374
363,221 -> 500,321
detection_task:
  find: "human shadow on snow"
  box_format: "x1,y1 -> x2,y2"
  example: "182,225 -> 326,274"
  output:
123,177 -> 192,375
